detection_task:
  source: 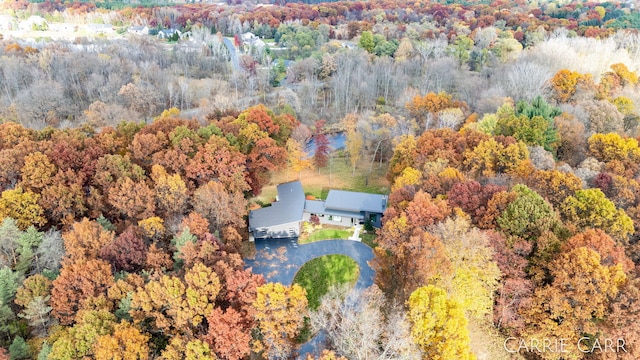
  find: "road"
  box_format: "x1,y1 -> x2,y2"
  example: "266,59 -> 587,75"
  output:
245,238 -> 375,290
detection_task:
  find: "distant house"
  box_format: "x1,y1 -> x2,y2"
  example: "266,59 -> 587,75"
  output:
128,25 -> 149,35
241,32 -> 257,42
158,28 -> 181,39
242,31 -> 266,52
248,181 -> 387,240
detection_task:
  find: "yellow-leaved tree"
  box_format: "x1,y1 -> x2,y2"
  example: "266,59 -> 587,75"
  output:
253,283 -> 308,360
345,125 -> 363,177
431,217 -> 501,319
561,188 -> 634,243
391,167 -> 422,191
0,187 -> 46,230
130,262 -> 221,335
93,322 -> 150,360
285,138 -> 313,180
408,285 -> 475,360
151,164 -> 188,216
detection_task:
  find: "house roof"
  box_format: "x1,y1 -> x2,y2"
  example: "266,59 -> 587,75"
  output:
304,199 -> 365,219
304,199 -> 325,214
325,190 -> 387,214
249,181 -> 305,230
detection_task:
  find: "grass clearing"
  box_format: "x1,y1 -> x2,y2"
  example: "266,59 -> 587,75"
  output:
299,228 -> 352,244
253,155 -> 389,205
293,254 -> 359,310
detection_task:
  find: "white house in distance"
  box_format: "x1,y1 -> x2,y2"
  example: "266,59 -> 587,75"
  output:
128,25 -> 149,35
248,180 -> 387,240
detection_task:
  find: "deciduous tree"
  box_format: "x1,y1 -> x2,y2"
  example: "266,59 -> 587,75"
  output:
19,152 -> 56,191
34,229 -> 64,273
447,181 -> 504,226
387,135 -> 417,183
431,217 -> 501,319
408,285 -> 474,360
151,165 -> 188,216
193,181 -> 247,232
345,126 -> 363,177
93,322 -> 150,360
50,259 -> 114,325
130,263 -> 221,335
62,218 -> 115,262
309,285 -> 387,360
524,169 -> 583,208
523,247 -> 626,359
561,229 -> 633,273
285,139 -> 312,180
99,227 -> 147,273
253,283 -> 308,360
185,137 -> 249,193
108,177 -> 156,221
204,307 -> 251,360
246,137 -> 287,194
39,169 -> 86,226
550,69 -> 585,103
49,308 -> 117,360
313,120 -> 330,169
0,187 -> 46,230
561,188 -> 634,243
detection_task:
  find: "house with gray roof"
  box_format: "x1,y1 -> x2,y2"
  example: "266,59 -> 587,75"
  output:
304,190 -> 387,228
158,28 -> 181,39
249,181 -> 387,240
249,181 -> 305,240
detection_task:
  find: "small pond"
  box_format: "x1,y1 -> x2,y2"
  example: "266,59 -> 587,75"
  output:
304,132 -> 346,157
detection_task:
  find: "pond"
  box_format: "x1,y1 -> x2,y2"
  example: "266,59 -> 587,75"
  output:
304,132 -> 346,157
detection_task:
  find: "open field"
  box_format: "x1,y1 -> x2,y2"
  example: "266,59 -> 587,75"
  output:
255,154 -> 390,204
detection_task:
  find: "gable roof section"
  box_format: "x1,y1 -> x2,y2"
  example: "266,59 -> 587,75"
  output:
325,190 -> 387,214
249,181 -> 305,230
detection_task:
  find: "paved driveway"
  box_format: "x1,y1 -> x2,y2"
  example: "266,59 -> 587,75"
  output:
244,237 -> 376,359
245,238 -> 375,290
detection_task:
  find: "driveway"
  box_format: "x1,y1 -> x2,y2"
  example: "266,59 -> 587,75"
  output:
244,238 -> 375,290
244,237 -> 376,359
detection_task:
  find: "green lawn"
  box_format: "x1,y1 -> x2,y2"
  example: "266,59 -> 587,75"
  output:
294,254 -> 359,310
361,232 -> 378,248
300,228 -> 352,244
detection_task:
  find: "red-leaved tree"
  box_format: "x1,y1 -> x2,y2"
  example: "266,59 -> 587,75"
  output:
313,120 -> 330,169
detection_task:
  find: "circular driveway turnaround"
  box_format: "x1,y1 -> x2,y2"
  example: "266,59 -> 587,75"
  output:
244,237 -> 376,359
244,238 -> 375,290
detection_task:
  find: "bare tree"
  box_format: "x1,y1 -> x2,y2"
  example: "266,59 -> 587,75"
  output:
34,230 -> 65,274
502,60 -> 552,102
14,80 -> 68,129
310,285 -> 421,360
